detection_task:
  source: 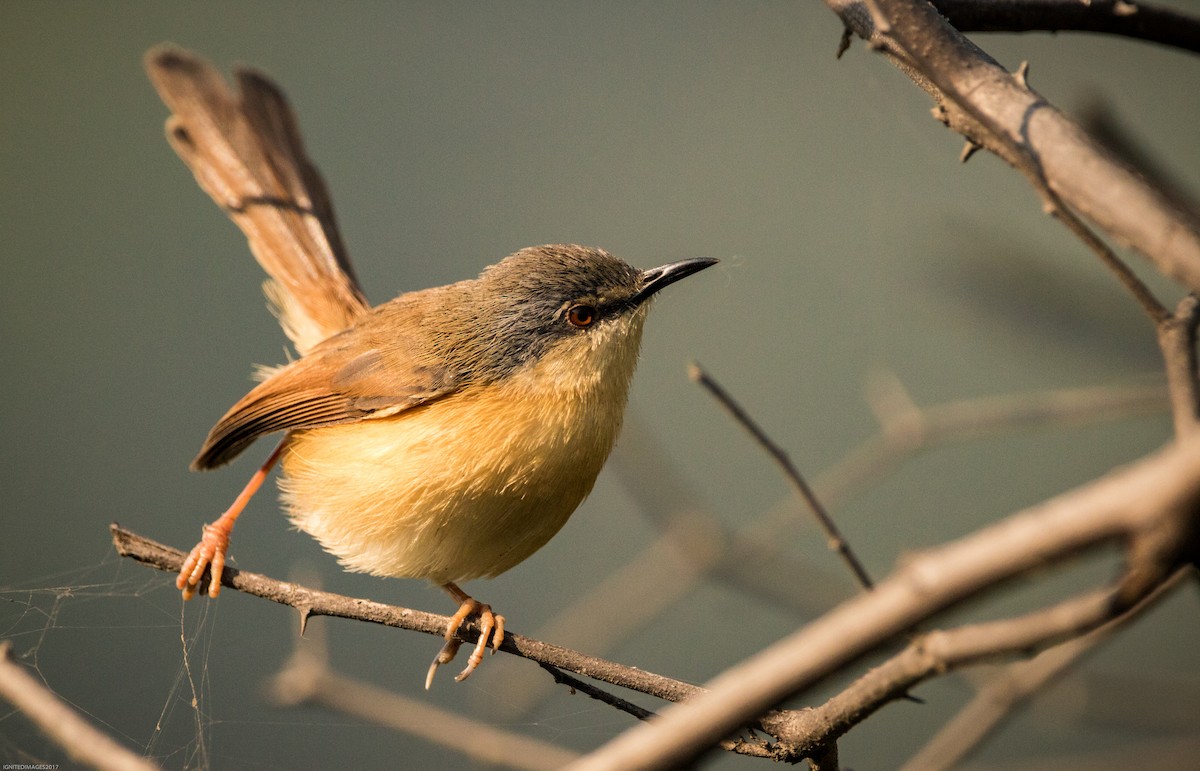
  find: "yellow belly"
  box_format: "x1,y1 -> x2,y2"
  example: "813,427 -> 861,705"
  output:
278,339 -> 636,584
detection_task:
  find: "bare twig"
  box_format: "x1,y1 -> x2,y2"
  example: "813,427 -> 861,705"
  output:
899,565 -> 1194,771
535,664 -> 788,761
567,437 -> 1200,769
0,641 -> 160,771
111,523 -> 808,761
689,362 -> 876,590
109,523 -> 702,705
538,663 -> 657,722
1158,294 -> 1200,436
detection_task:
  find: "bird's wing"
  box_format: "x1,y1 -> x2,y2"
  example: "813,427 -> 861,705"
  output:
145,45 -> 370,353
191,324 -> 462,470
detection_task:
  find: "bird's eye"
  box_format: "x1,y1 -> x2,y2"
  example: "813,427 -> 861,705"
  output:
566,304 -> 597,328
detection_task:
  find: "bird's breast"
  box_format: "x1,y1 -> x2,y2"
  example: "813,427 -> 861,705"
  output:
278,319 -> 645,583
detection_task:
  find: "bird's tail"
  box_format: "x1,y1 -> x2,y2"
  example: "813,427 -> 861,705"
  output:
145,45 -> 370,354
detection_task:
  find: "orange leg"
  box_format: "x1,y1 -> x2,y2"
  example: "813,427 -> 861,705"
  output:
424,582 -> 506,689
176,437 -> 288,600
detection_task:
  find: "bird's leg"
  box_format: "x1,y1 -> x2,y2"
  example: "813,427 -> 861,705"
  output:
177,437 -> 288,599
425,582 -> 506,689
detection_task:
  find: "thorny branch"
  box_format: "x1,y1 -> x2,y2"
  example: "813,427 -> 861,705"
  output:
109,523 -> 699,704
829,0 -> 1200,296
108,524 -> 798,762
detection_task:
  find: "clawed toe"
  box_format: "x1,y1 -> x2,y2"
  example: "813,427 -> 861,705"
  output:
176,522 -> 231,599
425,587 -> 506,688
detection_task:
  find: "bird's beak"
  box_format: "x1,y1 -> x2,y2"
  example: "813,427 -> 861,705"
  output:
632,257 -> 719,306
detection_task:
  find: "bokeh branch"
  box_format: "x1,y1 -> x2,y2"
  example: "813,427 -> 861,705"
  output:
0,641 -> 159,771
265,611 -> 581,770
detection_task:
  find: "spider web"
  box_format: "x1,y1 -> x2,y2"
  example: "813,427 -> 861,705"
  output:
0,552 -> 635,771
0,557 -> 218,769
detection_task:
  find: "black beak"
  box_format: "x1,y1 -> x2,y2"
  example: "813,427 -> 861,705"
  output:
632,257 -> 719,306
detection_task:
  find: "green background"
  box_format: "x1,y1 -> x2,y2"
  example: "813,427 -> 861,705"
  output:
3,2 -> 1198,768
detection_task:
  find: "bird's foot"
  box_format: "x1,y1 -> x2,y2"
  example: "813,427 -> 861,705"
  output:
425,592 -> 505,689
176,520 -> 232,599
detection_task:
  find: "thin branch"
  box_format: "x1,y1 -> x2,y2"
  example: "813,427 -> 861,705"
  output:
689,362 -> 876,591
1158,294 -> 1200,437
899,565 -> 1194,771
535,664 -> 788,761
566,437 -> 1200,769
111,524 -> 808,761
538,663 -> 657,722
781,565 -> 1191,763
109,523 -> 702,705
930,0 -> 1200,56
0,641 -> 160,771
1047,193 -> 1170,322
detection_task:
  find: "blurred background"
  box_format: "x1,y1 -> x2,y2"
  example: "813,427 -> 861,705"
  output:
2,2 -> 1198,768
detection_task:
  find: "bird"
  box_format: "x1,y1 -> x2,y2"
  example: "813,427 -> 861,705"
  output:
145,45 -> 716,686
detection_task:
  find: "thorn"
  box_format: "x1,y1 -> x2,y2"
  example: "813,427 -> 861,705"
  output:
298,605 -> 311,637
1042,199 -> 1059,216
959,139 -> 980,163
687,361 -> 703,382
1015,60 -> 1031,89
836,26 -> 853,59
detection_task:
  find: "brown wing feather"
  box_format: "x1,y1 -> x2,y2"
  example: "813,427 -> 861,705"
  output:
192,300 -> 465,470
145,45 -> 369,353
192,343 -> 460,470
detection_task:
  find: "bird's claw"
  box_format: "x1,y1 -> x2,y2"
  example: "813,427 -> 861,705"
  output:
425,598 -> 505,689
176,521 -> 230,599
